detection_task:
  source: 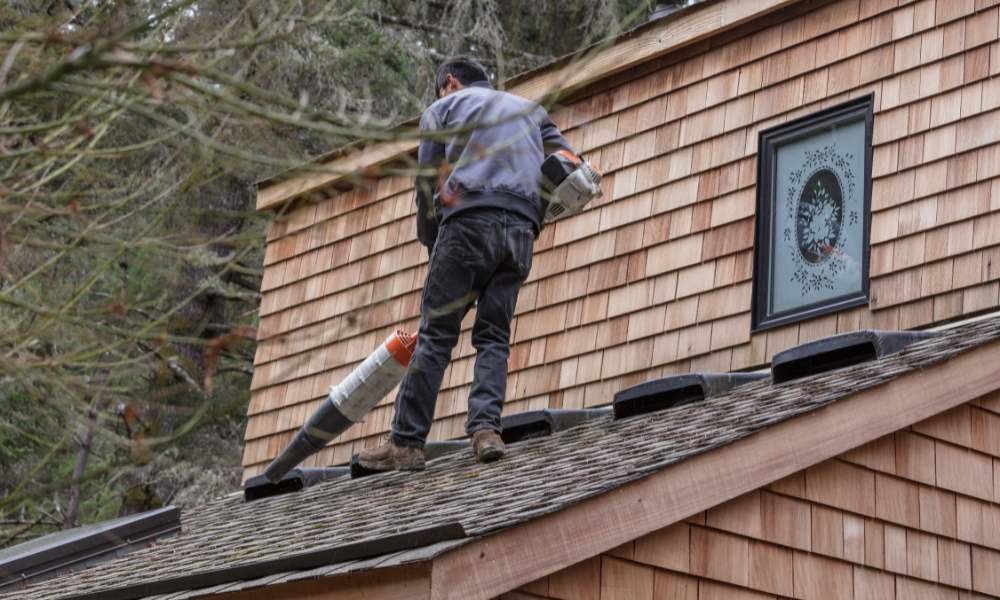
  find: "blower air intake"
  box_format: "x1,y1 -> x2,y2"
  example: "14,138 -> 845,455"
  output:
541,150 -> 603,223
246,329 -> 417,499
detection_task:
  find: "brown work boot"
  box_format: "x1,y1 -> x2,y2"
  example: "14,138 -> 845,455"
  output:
471,429 -> 506,463
357,439 -> 425,472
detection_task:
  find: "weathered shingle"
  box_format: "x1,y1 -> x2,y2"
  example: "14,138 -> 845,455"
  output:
4,316 -> 1000,600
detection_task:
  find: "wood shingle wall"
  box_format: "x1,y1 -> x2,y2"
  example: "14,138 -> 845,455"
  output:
503,392 -> 1000,599
243,0 -> 1000,478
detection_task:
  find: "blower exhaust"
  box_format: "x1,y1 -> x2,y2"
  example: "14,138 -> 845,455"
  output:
259,329 -> 417,485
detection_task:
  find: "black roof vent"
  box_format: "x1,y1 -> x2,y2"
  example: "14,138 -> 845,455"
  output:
613,372 -> 767,419
246,442 -> 475,493
425,439 -> 470,460
500,408 -> 610,444
349,409 -> 610,479
244,467 -> 349,502
771,329 -> 938,384
0,506 -> 180,588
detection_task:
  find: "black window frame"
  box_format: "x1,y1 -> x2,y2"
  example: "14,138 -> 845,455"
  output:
751,94 -> 874,332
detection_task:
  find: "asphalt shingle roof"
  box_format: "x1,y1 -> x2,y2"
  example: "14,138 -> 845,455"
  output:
5,316 -> 1000,600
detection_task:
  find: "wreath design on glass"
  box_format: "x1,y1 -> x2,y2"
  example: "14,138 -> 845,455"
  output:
782,144 -> 859,294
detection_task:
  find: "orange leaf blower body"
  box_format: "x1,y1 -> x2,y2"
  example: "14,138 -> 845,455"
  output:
261,329 -> 417,483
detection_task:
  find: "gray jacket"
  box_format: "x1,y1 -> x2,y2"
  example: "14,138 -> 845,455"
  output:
414,80 -> 573,248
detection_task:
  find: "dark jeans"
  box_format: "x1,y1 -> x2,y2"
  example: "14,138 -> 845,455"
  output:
390,208 -> 535,448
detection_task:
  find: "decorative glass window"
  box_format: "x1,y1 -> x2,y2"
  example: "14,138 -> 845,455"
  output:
752,95 -> 873,331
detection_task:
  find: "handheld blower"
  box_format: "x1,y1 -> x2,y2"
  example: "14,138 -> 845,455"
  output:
541,149 -> 603,223
258,329 -> 417,485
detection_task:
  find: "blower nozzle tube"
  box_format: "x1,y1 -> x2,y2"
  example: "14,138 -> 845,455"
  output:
261,329 -> 416,484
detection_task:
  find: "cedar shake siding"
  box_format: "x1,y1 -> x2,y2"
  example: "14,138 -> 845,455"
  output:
505,391 -> 1000,600
244,0 -> 1000,479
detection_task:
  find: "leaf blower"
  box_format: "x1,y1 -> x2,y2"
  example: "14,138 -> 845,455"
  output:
257,329 -> 417,486
541,149 -> 603,223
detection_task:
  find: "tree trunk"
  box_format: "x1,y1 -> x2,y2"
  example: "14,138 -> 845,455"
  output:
62,402 -> 98,530
172,175 -> 251,378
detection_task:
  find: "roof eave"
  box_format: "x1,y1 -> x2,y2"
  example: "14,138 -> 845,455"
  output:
254,0 -> 808,212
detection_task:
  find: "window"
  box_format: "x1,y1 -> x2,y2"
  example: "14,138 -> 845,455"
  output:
752,95 -> 874,331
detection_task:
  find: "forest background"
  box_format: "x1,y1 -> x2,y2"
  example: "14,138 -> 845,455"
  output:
0,0 -> 694,548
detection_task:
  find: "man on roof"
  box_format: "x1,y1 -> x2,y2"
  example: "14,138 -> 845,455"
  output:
358,56 -> 576,471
